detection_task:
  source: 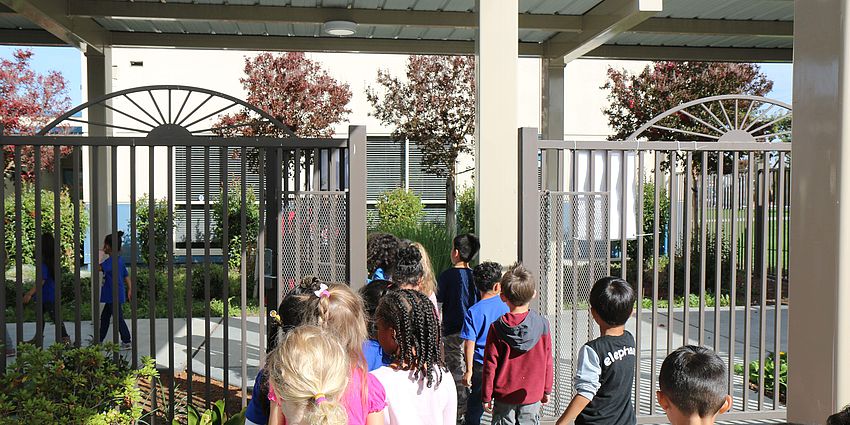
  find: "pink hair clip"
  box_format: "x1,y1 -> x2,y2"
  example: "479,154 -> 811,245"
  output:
314,283 -> 330,299
313,393 -> 327,405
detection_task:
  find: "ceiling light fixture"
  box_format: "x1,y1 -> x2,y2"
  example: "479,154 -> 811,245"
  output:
322,20 -> 357,36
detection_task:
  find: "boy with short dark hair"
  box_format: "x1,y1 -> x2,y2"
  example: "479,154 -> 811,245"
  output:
556,276 -> 637,425
656,345 -> 733,425
460,261 -> 509,425
828,405 -> 850,425
438,233 -> 481,422
482,263 -> 553,425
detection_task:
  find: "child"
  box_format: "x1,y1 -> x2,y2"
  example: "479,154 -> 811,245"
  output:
656,345 -> 733,425
828,405 -> 850,425
555,277 -> 637,425
460,261 -> 508,425
22,233 -> 70,345
97,231 -> 132,348
267,279 -> 387,425
437,233 -> 480,419
359,279 -> 394,371
372,289 -> 457,425
266,325 -> 350,425
394,243 -> 440,315
412,242 -> 439,318
482,263 -> 552,425
367,233 -> 401,283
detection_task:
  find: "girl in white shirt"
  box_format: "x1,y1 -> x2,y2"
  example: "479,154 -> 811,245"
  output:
371,289 -> 457,425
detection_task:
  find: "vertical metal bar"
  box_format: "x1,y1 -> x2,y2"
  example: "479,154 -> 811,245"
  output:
699,151 -> 708,346
743,151 -> 755,412
221,146 -> 230,410
203,146 -> 211,409
634,150 -> 644,416
148,145 -> 157,422
729,152 -> 740,400
294,149 -> 302,282
347,127 -> 368,289
167,146 -> 176,417
257,148 -> 266,361
35,146 -> 44,348
650,150 -> 660,416
276,147 -> 283,304
774,152 -> 785,409
130,146 -> 138,367
683,152 -> 692,346
620,151 -> 627,280
758,153 -> 770,410
90,146 -> 100,349
73,147 -> 82,347
667,151 -> 676,355
54,145 -> 63,345
185,145 -> 194,403
14,147 -> 24,343
240,146 -> 248,407
715,153 -> 723,353
0,146 -> 5,369
111,147 -> 120,357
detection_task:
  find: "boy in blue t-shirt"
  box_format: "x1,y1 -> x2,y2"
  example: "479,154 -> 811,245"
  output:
437,233 -> 480,423
460,261 -> 508,425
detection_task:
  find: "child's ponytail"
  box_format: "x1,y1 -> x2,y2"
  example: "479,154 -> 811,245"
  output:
303,396 -> 347,425
104,231 -> 125,252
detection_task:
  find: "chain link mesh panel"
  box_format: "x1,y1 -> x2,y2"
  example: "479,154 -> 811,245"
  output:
539,192 -> 610,418
280,193 -> 348,293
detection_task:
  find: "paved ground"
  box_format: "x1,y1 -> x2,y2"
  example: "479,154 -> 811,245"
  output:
6,305 -> 788,422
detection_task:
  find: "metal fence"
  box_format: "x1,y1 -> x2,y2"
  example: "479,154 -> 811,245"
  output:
0,86 -> 367,421
519,128 -> 790,422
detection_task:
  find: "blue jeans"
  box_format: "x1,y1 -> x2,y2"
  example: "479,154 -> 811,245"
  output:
465,361 -> 484,425
99,303 -> 131,343
491,401 -> 541,425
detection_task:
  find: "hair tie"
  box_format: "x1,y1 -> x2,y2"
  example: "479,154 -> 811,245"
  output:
269,310 -> 282,325
314,283 -> 330,299
313,393 -> 327,405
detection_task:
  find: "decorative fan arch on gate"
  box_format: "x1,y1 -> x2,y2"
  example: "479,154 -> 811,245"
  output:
37,85 -> 297,139
626,95 -> 792,143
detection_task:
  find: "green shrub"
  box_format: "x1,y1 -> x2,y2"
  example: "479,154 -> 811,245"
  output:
190,264 -> 240,300
136,195 -> 172,266
375,188 -> 424,228
0,343 -> 159,424
375,221 -> 453,274
212,181 -> 259,273
3,184 -> 89,270
457,186 -> 475,235
625,181 -> 670,266
734,351 -> 787,401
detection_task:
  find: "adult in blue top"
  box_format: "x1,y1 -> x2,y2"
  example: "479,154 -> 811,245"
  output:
436,233 -> 480,423
22,233 -> 70,344
460,261 -> 509,425
98,231 -> 132,348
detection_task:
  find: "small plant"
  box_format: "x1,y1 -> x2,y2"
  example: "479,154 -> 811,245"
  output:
212,181 -> 259,272
734,351 -> 788,402
457,186 -> 475,235
0,343 -> 159,424
375,188 -> 424,228
178,400 -> 245,425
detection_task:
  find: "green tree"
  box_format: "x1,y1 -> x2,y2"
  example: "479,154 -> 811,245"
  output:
375,188 -> 424,228
136,195 -> 171,266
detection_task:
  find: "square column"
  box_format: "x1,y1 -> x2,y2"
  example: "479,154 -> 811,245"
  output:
788,1 -> 850,421
475,0 -> 518,264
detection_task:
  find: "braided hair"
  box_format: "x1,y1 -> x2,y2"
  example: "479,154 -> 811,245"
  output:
393,243 -> 424,289
268,275 -> 324,350
375,289 -> 444,388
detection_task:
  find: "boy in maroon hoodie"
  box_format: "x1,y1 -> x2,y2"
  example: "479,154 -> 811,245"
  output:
481,263 -> 553,425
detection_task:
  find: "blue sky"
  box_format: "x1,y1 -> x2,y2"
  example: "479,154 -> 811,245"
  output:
0,45 -> 792,108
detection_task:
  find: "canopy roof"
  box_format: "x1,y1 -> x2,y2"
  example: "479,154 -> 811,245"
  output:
0,0 -> 792,62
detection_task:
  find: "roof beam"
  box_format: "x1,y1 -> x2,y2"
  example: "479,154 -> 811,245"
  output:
586,44 -> 792,62
544,0 -> 662,60
633,17 -> 793,37
0,0 -> 109,51
0,28 -> 67,45
110,32 -> 545,56
68,0 -> 582,32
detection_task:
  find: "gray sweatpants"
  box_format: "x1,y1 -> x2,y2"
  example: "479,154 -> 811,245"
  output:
491,401 -> 541,425
444,333 -> 468,423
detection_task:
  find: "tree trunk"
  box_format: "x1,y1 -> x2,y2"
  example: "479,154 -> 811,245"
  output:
446,173 -> 457,237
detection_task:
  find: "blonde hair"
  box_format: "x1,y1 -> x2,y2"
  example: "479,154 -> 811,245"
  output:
266,326 -> 349,425
300,281 -> 369,371
413,242 -> 437,297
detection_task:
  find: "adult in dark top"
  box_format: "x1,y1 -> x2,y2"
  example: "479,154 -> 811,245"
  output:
436,233 -> 480,423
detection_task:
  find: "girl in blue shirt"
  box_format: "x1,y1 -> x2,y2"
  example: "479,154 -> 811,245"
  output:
98,231 -> 132,348
22,233 -> 70,344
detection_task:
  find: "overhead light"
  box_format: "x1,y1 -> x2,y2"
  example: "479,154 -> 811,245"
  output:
322,20 -> 357,36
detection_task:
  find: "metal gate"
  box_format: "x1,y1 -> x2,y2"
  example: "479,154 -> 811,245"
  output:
0,85 -> 367,420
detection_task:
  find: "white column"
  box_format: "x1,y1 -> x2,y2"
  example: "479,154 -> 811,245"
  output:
541,56 -> 565,190
475,0 -> 518,264
788,1 -> 850,422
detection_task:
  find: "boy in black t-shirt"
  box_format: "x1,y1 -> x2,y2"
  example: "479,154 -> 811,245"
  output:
437,233 -> 480,423
556,277 -> 637,425
657,345 -> 733,425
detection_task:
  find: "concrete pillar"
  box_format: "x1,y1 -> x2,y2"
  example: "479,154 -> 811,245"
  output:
84,47 -> 112,333
474,0 -> 518,264
788,1 -> 850,422
541,56 -> 565,191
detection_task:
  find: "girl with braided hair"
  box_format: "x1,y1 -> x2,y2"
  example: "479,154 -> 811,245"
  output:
266,325 -> 349,425
393,243 -> 440,319
372,289 -> 457,425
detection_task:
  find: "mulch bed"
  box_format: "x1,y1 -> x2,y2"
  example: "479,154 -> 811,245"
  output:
138,369 -> 248,422
749,382 -> 786,405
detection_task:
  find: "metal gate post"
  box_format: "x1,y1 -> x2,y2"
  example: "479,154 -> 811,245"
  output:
264,147 -> 281,349
518,127 -> 541,293
348,126 -> 367,290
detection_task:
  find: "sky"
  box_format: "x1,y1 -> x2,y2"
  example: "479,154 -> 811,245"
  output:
0,45 -> 793,110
